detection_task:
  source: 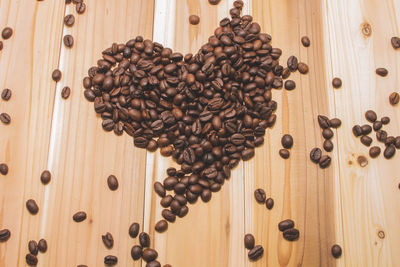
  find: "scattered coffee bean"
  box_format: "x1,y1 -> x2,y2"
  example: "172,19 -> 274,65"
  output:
208,0 -> 221,4
0,229 -> 11,242
278,219 -> 294,232
283,228 -> 299,241
284,80 -> 296,90
266,198 -> 274,210
395,136 -> 400,149
64,14 -> 75,27
248,245 -> 264,261
254,188 -> 266,204
329,118 -> 342,128
322,128 -> 334,139
52,69 -> 62,82
107,175 -> 118,191
0,40 -> 3,50
1,27 -> 13,39
76,2 -> 86,14
279,149 -> 290,159
72,211 -> 87,222
129,222 -> 139,238
361,124 -> 372,135
373,121 -> 382,131
352,125 -> 362,137
0,112 -> 11,124
384,145 -> 396,159
381,117 -> 390,125
61,86 -> 71,99
319,155 -> 331,168
244,234 -> 255,250
160,195 -> 173,208
102,232 -> 114,249
1,88 -> 11,101
0,163 -> 9,175
142,248 -> 158,262
104,255 -> 118,266
385,136 -> 396,146
365,110 -> 377,122
389,92 -> 399,105
154,182 -> 166,197
297,62 -> 309,74
131,245 -> 142,260
281,134 -> 293,149
25,253 -> 38,266
332,77 -> 342,88
323,139 -> 334,152
155,220 -> 168,233
26,199 -> 39,215
376,68 -> 388,77
139,232 -> 150,247
360,135 -> 373,147
147,261 -> 161,267
369,146 -> 381,158
391,36 -> 400,49
162,209 -> 176,222
28,240 -> 38,255
301,36 -> 310,47
318,115 -> 331,129
310,148 -> 322,163
63,34 -> 74,48
189,15 -> 200,25
376,130 -> 388,142
357,155 -> 368,167
37,239 -> 47,253
287,55 -> 298,71
331,244 -> 342,258
40,170 -> 51,184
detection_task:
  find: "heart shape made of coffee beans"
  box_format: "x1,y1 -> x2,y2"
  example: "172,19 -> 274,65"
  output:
82,1 -> 305,225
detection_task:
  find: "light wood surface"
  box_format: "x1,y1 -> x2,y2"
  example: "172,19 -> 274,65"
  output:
0,0 -> 399,266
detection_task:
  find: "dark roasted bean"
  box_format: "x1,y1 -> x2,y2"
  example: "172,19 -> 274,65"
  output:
248,245 -> 264,260
139,232 -> 150,247
332,77 -> 342,88
73,211 -> 87,222
319,155 -> 331,168
376,68 -> 388,77
244,234 -> 255,250
301,36 -> 310,47
254,189 -> 266,203
102,232 -> 114,249
310,148 -> 322,163
104,255 -> 118,266
1,88 -> 11,101
265,198 -> 274,210
283,228 -> 300,241
331,244 -> 342,258
0,229 -> 11,242
131,245 -> 142,260
129,222 -> 140,238
26,199 -> 39,215
107,175 -> 119,191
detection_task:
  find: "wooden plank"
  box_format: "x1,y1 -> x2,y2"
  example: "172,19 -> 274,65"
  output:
0,1 -> 65,266
41,1 -> 154,266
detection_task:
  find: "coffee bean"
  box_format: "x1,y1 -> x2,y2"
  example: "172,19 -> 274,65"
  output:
37,239 -> 47,253
281,134 -> 293,149
319,155 -> 331,168
155,220 -> 168,233
104,255 -> 118,266
154,182 -> 166,197
208,0 -> 221,4
77,265 -> 88,267
284,80 -> 296,90
0,163 -> 9,175
0,40 -> 3,50
376,130 -> 387,142
369,146 -> 381,158
61,86 -> 71,99
142,248 -> 158,262
376,68 -> 388,77
76,2 -> 86,14
389,92 -> 399,105
26,199 -> 39,215
395,136 -> 400,149
147,261 -> 161,267
317,115 -> 331,129
332,77 -> 342,88
0,229 -> 11,242
266,198 -> 274,210
28,240 -> 38,255
139,232 -> 150,247
189,15 -> 200,25
297,62 -> 309,74
352,125 -> 362,137
322,128 -> 334,139
72,211 -> 87,222
301,36 -> 310,47
278,219 -> 294,231
331,244 -> 342,258
162,209 -> 176,222
160,195 -> 173,208
329,118 -> 341,128
102,232 -> 114,249
64,14 -> 75,27
365,110 -> 377,122
310,148 -> 322,163
254,188 -> 266,203
63,35 -> 74,48
385,136 -> 396,146
373,121 -> 382,131
361,124 -> 372,135
107,175 -> 118,191
360,136 -> 372,147
287,56 -> 298,71
1,88 -> 11,100
248,245 -> 264,260
0,112 -> 11,124
52,69 -> 62,82
391,36 -> 400,49
279,148 -> 290,159
384,145 -> 396,159
283,228 -> 299,241
131,245 -> 142,260
129,222 -> 140,238
244,234 -> 255,250
381,117 -> 390,125
2,27 -> 13,39
323,139 -> 333,152
26,253 -> 38,266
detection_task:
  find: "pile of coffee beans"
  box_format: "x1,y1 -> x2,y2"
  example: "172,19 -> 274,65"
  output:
25,238 -> 47,266
244,234 -> 264,261
278,219 -> 299,241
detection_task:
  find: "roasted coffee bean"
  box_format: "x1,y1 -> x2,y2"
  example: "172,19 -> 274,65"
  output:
189,15 -> 200,25
319,155 -> 331,168
160,195 -> 173,208
360,135 -> 373,147
266,198 -> 274,210
76,2 -> 86,14
297,62 -> 309,74
28,240 -> 38,255
61,86 -> 71,99
287,56 -> 298,71
385,136 -> 396,146
381,117 -> 390,125
279,149 -> 290,159
63,35 -> 74,48
208,0 -> 221,4
323,139 -> 333,152
331,244 -> 342,258
1,88 -> 11,100
73,211 -> 87,222
147,261 -> 161,267
373,121 -> 382,131
0,163 -> 9,175
248,245 -> 264,261
0,112 -> 11,124
395,136 -> 400,149
64,14 -> 75,26
365,110 -> 377,122
384,145 -> 396,159
376,130 -> 388,142
329,118 -> 341,128
154,182 -> 166,197
284,80 -> 296,90
283,228 -> 300,241
155,220 -> 168,233
52,69 -> 62,82
139,232 -> 150,247
281,134 -> 293,149
26,253 -> 38,266
2,27 -> 13,39
107,175 -> 118,191
244,234 -> 255,250
242,148 -> 255,161
142,248 -> 158,262
361,124 -> 372,135
26,199 -> 39,215
278,219 -> 294,232
102,232 -> 114,249
301,36 -> 310,47
37,239 -> 47,253
254,188 -> 266,203
369,146 -> 381,158
318,115 -> 331,129
322,128 -> 334,139
352,125 -> 362,137
332,77 -> 342,88
131,245 -> 142,260
129,222 -> 140,238
162,209 -> 176,222
389,92 -> 399,105
0,229 -> 11,242
310,148 -> 322,163
104,255 -> 118,266
376,68 -> 388,77
0,40 -> 2,50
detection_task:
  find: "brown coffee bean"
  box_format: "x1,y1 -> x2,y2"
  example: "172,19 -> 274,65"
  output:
391,36 -> 400,49
155,220 -> 168,233
147,261 -> 161,267
61,86 -> 71,99
26,199 -> 39,215
376,68 -> 388,77
0,229 -> 11,242
154,182 -> 166,197
248,245 -> 264,260
395,136 -> 400,149
384,145 -> 396,159
189,15 -> 200,25
1,88 -> 11,101
0,40 -> 3,50
317,115 -> 331,129
352,125 -> 362,137
63,35 -> 74,48
301,36 -> 310,47
107,175 -> 118,191
160,195 -> 173,208
37,239 -> 47,253
104,255 -> 118,266
52,69 -> 62,82
254,188 -> 266,203
131,245 -> 142,260
385,136 -> 396,146
284,80 -> 296,90
287,56 -> 298,71
329,118 -> 341,128
297,62 -> 309,74
142,248 -> 158,262
26,253 -> 38,266
373,121 -> 382,131
381,117 -> 390,125
323,139 -> 333,152
76,2 -> 86,14
369,146 -> 381,158
28,240 -> 38,255
322,128 -> 334,139
365,110 -> 377,122
319,155 -> 331,168
2,27 -> 13,39
278,219 -> 294,231
283,228 -> 300,241
139,232 -> 150,247
73,211 -> 87,222
389,92 -> 399,105
361,124 -> 372,135
266,198 -> 274,210
64,14 -> 75,27
244,234 -> 255,250
0,113 -> 11,124
162,209 -> 176,222
129,222 -> 139,238
376,130 -> 388,142
279,148 -> 290,159
331,244 -> 342,258
281,134 -> 293,149
0,163 -> 9,175
360,135 -> 373,147
310,148 -> 322,163
208,0 -> 221,4
102,232 -> 114,249
332,77 -> 342,88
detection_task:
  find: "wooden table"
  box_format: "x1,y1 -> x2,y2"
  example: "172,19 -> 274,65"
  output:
0,0 -> 399,266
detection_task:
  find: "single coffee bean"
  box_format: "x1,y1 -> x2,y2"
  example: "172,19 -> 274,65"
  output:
284,80 -> 296,90
281,134 -> 293,149
360,135 -> 373,147
61,86 -> 71,99
365,110 -> 377,122
0,40 -> 3,50
389,92 -> 399,105
1,27 -> 13,39
301,36 -> 310,47
208,0 -> 221,4
189,15 -> 200,25
287,55 -> 298,71
40,170 -> 51,184
331,244 -> 342,258
384,145 -> 396,159
361,124 -> 372,135
160,195 -> 173,208
76,2 -> 86,14
102,232 -> 114,249
63,35 -> 74,48
0,163 -> 9,175
147,261 -> 161,267
319,155 -> 331,168
1,88 -> 11,100
244,234 -> 255,250
310,148 -> 322,163
376,68 -> 388,77
28,240 -> 38,255
129,222 -> 140,238
52,69 -> 62,82
0,229 -> 11,242
104,255 -> 118,266
73,211 -> 87,222
283,228 -> 300,241
139,232 -> 150,248
131,245 -> 142,260
369,146 -> 381,158
373,121 -> 382,131
278,219 -> 294,232
332,77 -> 342,88
279,148 -> 290,159
37,239 -> 47,253
254,188 -> 266,203
352,125 -> 362,137
25,253 -> 38,266
64,14 -> 75,27
376,130 -> 388,142
248,245 -> 264,260
391,36 -> 400,49
161,209 -> 176,222
26,199 -> 39,215
329,118 -> 342,128
395,136 -> 400,149
107,175 -> 118,191
142,248 -> 158,262
0,112 -> 11,124
154,182 -> 166,197
323,139 -> 334,152
381,116 -> 390,125
317,115 -> 331,129
322,128 -> 334,139
385,136 -> 396,146
297,62 -> 309,74
266,198 -> 274,210
155,219 -> 168,233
